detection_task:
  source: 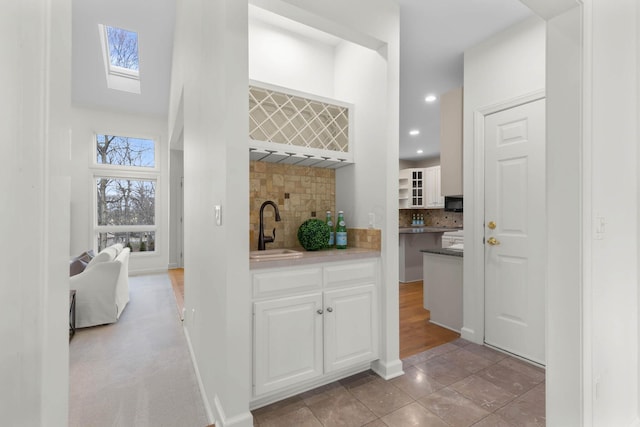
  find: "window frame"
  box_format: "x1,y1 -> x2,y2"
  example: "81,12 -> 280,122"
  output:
98,24 -> 141,94
91,132 -> 160,255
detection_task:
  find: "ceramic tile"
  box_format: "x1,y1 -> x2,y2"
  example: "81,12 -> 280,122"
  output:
307,389 -> 377,427
339,370 -> 382,390
299,381 -> 347,406
252,395 -> 306,424
259,406 -> 323,427
418,387 -> 491,427
362,420 -> 389,427
451,338 -> 473,347
497,357 -> 546,383
413,357 -> 473,386
476,363 -> 541,397
437,348 -> 495,373
350,379 -> 414,417
450,375 -> 516,411
381,402 -> 449,427
496,383 -> 546,426
463,343 -> 509,363
390,365 -> 445,399
470,413 -> 513,427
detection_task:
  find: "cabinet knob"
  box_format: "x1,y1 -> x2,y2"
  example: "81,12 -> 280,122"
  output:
326,307 -> 333,313
317,309 -> 323,315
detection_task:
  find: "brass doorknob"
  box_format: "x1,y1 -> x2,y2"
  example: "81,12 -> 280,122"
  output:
488,221 -> 496,230
487,237 -> 500,246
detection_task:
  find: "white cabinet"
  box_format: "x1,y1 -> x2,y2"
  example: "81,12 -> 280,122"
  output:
400,167 -> 443,209
324,284 -> 378,372
440,87 -> 463,196
399,169 -> 410,209
399,168 -> 426,208
252,259 -> 379,399
254,293 -> 323,395
425,166 -> 444,209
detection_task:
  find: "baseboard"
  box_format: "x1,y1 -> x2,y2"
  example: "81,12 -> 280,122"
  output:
371,358 -> 404,380
168,262 -> 178,269
214,395 -> 254,427
461,326 -> 482,344
183,325 -> 216,425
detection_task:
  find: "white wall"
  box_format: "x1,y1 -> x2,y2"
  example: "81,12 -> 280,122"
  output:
462,16 -> 546,345
586,0 -> 638,424
69,107 -> 169,274
170,1 -> 400,425
0,0 -> 71,425
333,38 -> 402,378
249,15 -> 335,97
546,5 -> 583,424
169,0 -> 252,425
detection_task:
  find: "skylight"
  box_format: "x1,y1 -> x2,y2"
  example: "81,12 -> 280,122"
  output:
99,24 -> 141,94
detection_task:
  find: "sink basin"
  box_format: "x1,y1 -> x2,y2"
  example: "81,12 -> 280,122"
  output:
249,249 -> 303,260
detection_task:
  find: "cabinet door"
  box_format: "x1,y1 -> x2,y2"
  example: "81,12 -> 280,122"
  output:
425,166 -> 444,209
323,284 -> 378,372
254,293 -> 323,395
410,169 -> 426,208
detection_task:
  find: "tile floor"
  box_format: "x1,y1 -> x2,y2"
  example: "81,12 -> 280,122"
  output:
251,339 -> 545,426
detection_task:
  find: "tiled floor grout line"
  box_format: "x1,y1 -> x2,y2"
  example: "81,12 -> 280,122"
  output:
252,339 -> 546,426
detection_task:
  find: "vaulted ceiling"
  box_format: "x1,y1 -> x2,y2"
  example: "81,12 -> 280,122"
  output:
71,0 -> 532,159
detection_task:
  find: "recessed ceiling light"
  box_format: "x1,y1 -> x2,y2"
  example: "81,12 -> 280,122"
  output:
409,129 -> 420,136
417,149 -> 424,154
425,94 -> 437,103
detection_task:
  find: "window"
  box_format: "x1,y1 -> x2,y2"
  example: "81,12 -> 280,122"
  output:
98,24 -> 141,94
96,134 -> 154,168
93,134 -> 158,253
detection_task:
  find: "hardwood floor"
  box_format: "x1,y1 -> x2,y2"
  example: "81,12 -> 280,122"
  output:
167,269 -> 458,359
168,268 -> 184,319
399,280 -> 460,359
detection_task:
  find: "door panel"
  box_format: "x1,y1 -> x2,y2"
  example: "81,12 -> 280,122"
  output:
484,98 -> 545,365
253,293 -> 323,395
324,284 -> 378,372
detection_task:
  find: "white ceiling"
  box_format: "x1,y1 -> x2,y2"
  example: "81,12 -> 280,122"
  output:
398,0 -> 532,160
71,0 -> 175,116
71,0 -> 532,158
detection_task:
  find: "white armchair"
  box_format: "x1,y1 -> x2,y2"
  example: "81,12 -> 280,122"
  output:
70,244 -> 130,328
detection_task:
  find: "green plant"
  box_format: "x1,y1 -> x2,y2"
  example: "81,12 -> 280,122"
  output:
297,219 -> 331,251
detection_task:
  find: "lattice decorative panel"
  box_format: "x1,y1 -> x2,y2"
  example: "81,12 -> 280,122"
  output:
249,86 -> 349,153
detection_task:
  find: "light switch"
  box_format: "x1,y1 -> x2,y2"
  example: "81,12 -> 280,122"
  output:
594,216 -> 605,240
215,205 -> 222,226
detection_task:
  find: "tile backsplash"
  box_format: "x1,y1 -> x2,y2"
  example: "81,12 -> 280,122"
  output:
250,161 -> 335,250
399,209 -> 463,228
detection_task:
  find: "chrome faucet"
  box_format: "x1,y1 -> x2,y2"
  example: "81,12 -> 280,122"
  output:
258,200 -> 281,250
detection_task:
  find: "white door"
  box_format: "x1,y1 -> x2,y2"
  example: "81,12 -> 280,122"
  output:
323,284 -> 378,372
253,293 -> 323,395
484,98 -> 546,365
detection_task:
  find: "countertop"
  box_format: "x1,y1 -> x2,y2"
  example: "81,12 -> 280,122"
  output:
399,226 -> 462,234
421,248 -> 464,258
250,247 -> 380,270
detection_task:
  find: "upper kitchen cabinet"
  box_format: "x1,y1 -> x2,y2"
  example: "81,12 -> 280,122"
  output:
440,87 -> 463,196
400,166 -> 443,209
425,165 -> 444,209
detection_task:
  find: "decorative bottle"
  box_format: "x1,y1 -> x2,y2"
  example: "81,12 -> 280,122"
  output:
336,211 -> 347,249
326,210 -> 334,247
